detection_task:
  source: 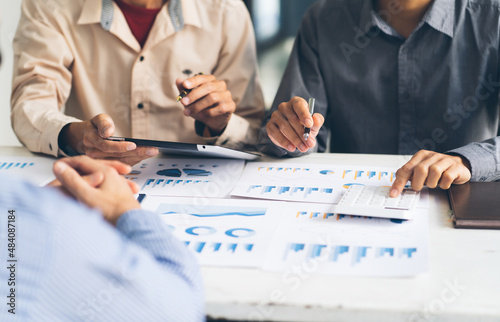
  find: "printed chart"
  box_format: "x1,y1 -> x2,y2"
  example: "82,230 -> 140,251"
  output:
231,163 -> 398,203
127,158 -> 245,198
0,156 -> 55,186
263,202 -> 428,276
141,197 -> 283,267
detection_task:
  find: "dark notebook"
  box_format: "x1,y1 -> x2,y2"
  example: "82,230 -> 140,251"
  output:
448,182 -> 500,229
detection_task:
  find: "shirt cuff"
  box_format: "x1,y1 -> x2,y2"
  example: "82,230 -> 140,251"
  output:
214,114 -> 254,149
41,116 -> 81,157
447,143 -> 498,182
116,209 -> 161,235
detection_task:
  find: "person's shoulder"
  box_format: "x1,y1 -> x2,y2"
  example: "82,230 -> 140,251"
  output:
22,0 -> 85,22
465,0 -> 500,8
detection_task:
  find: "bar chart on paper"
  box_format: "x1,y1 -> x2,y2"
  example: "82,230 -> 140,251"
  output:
230,163 -> 398,203
0,156 -> 56,186
264,202 -> 428,276
140,197 -> 283,267
126,158 -> 245,197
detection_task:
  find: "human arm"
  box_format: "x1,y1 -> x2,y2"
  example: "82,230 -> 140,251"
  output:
58,114 -> 158,165
390,150 -> 471,197
11,1 -> 157,164
390,135 -> 500,196
48,156 -> 204,320
178,1 -> 265,149
258,5 -> 329,157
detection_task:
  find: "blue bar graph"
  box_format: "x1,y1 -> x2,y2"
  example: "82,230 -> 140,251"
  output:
309,245 -> 327,258
368,171 -> 377,179
142,178 -> 211,190
322,188 -> 333,194
355,171 -> 365,179
377,247 -> 395,257
292,187 -> 305,194
193,242 -> 206,253
306,187 -> 319,195
0,162 -> 35,171
279,186 -> 290,194
352,246 -> 370,265
212,243 -> 222,252
263,186 -> 276,193
248,185 -> 262,192
331,245 -> 349,261
324,213 -> 335,219
311,212 -> 321,218
400,248 -> 417,258
227,243 -> 238,253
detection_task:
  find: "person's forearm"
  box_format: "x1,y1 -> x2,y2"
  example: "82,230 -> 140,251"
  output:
448,137 -> 500,182
116,209 -> 202,288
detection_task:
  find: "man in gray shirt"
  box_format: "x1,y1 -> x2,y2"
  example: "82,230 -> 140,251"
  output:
261,0 -> 500,197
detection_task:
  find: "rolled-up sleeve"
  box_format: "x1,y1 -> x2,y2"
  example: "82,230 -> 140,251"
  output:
11,0 -> 80,157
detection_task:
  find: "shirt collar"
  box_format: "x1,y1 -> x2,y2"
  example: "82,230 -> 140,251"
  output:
422,0 -> 455,38
77,0 -> 201,31
359,0 -> 455,39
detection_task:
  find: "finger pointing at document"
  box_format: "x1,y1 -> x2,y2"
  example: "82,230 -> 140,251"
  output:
390,150 -> 472,198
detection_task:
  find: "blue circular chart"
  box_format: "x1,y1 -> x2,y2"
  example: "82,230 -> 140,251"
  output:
185,226 -> 217,236
225,228 -> 256,238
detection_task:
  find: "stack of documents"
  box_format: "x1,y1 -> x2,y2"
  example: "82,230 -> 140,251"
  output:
135,158 -> 429,277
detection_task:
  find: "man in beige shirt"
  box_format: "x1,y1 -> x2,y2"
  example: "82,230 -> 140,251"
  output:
11,0 -> 265,164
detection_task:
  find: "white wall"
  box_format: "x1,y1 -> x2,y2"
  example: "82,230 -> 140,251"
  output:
0,2 -> 22,146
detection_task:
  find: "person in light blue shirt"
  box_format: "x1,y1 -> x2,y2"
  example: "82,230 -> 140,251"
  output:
0,156 -> 204,321
261,0 -> 500,197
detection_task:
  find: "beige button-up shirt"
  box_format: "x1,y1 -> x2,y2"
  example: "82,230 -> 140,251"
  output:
11,0 -> 265,156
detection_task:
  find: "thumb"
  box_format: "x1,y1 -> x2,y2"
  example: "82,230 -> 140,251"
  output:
91,114 -> 115,138
176,78 -> 186,92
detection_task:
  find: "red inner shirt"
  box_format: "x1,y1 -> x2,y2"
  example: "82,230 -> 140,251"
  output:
114,0 -> 162,48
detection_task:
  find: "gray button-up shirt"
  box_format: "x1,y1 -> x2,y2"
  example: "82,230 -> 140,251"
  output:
260,0 -> 500,182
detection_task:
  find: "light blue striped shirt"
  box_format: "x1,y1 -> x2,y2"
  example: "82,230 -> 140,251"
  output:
0,176 -> 204,321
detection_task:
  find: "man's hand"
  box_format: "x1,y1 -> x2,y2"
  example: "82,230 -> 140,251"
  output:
48,159 -> 138,194
176,74 -> 236,136
266,97 -> 324,153
60,114 -> 158,165
390,150 -> 472,197
52,156 -> 141,225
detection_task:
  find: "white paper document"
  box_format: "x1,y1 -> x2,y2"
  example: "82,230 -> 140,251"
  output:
231,163 -> 400,203
140,196 -> 282,267
263,203 -> 429,277
127,158 -> 245,198
0,156 -> 56,186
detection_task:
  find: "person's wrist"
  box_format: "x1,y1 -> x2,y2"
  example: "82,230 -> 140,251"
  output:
59,122 -> 84,155
109,200 -> 141,226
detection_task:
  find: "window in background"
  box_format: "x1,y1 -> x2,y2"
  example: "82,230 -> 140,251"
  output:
243,0 -> 317,108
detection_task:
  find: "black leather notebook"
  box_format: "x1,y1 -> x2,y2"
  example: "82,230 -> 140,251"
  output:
448,182 -> 500,229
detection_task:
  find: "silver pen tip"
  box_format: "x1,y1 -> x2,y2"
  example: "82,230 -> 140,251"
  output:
303,133 -> 310,140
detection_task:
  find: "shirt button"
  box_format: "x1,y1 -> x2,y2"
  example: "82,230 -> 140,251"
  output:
139,56 -> 145,62
138,103 -> 144,109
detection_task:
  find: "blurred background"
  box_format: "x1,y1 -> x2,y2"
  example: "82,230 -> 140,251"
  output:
0,0 -> 316,146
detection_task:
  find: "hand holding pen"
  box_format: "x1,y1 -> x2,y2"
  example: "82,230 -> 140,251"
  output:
176,73 -> 236,136
266,96 -> 325,153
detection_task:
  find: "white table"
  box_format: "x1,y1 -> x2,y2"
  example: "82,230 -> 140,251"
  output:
2,147 -> 499,321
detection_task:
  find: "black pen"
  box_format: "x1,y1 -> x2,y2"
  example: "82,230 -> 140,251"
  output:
303,98 -> 316,140
176,72 -> 203,102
